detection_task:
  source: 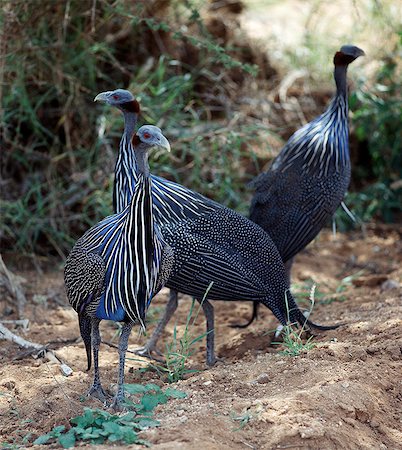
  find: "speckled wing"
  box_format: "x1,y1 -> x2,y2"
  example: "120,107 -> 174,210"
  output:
163,209 -> 285,302
64,246 -> 106,315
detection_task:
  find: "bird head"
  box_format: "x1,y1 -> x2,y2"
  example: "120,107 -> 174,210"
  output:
334,45 -> 365,66
133,125 -> 171,152
94,89 -> 140,113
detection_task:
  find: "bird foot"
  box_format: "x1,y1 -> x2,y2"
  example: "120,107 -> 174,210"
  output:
274,323 -> 284,338
87,383 -> 109,403
109,394 -> 128,412
206,354 -> 224,367
134,345 -> 164,362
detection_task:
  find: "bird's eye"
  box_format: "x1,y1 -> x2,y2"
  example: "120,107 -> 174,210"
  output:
143,132 -> 151,139
112,94 -> 119,100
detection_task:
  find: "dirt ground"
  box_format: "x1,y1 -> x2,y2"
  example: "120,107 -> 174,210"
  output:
1,224 -> 401,449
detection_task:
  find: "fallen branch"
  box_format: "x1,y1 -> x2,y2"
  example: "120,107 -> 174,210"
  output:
0,322 -> 73,376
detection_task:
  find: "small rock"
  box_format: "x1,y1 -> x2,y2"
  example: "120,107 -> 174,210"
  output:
299,427 -> 324,439
179,415 -> 188,423
370,419 -> 380,428
341,382 -> 350,388
203,380 -> 212,386
60,363 -> 73,377
255,373 -> 270,384
42,385 -> 54,395
2,380 -> 16,390
381,279 -> 400,291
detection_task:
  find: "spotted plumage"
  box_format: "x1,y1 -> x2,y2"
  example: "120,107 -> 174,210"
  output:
97,89 -> 338,366
240,45 -> 364,327
251,45 -> 364,266
64,123 -> 172,408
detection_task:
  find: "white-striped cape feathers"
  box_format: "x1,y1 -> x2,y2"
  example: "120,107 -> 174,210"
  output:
71,174 -> 165,328
272,95 -> 349,176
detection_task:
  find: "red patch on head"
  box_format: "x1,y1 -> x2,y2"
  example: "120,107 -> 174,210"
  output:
121,99 -> 141,114
112,94 -> 119,100
132,134 -> 141,147
143,132 -> 151,139
333,51 -> 356,66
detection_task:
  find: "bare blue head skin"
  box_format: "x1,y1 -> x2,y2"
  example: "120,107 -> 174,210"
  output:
333,45 -> 365,96
94,89 -> 140,136
132,125 -> 171,176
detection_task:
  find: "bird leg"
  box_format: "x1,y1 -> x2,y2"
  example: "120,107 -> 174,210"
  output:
135,290 -> 178,360
110,321 -> 134,411
230,302 -> 259,328
196,298 -> 217,366
87,318 -> 108,402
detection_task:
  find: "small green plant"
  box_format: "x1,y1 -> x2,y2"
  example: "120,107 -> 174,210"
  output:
162,301 -> 207,383
230,410 -> 254,431
274,288 -> 317,357
32,384 -> 186,448
143,284 -> 213,383
278,324 -> 316,357
230,403 -> 263,431
123,383 -> 187,411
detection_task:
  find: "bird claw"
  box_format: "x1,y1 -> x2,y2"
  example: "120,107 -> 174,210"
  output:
87,384 -> 109,403
274,323 -> 284,338
206,354 -> 223,367
109,394 -> 128,412
134,346 -> 164,362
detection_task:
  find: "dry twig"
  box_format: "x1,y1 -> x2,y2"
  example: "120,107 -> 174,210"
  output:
0,254 -> 27,318
0,322 -> 73,375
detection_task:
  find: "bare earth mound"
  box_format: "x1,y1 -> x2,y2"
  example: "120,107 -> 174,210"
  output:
1,225 -> 401,449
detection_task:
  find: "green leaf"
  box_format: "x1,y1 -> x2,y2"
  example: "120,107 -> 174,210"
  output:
141,392 -> 168,412
52,425 -> 66,434
135,417 -> 160,429
165,388 -> 187,399
107,434 -> 122,442
144,383 -> 162,392
120,411 -> 136,422
58,430 -> 76,449
102,421 -> 122,435
122,429 -> 139,444
33,433 -> 53,445
124,384 -> 147,394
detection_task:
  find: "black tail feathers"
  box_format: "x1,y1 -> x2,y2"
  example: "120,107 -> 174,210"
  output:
230,302 -> 260,328
78,314 -> 92,371
283,292 -> 343,331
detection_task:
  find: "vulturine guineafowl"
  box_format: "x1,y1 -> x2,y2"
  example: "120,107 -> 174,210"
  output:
95,90 -> 339,366
240,45 -> 364,328
64,125 -> 173,409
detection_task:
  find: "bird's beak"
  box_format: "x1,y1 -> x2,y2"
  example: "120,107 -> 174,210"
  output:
356,48 -> 365,57
94,91 -> 110,102
158,134 -> 171,152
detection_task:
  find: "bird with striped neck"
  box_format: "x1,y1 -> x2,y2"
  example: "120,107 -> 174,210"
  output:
94,89 -> 339,366
241,45 -> 365,328
64,125 -> 173,409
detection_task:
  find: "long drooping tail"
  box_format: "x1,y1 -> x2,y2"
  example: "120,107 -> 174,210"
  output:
78,314 -> 92,370
272,291 -> 342,331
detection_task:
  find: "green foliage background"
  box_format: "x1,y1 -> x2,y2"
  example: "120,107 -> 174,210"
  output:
1,0 -> 401,258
